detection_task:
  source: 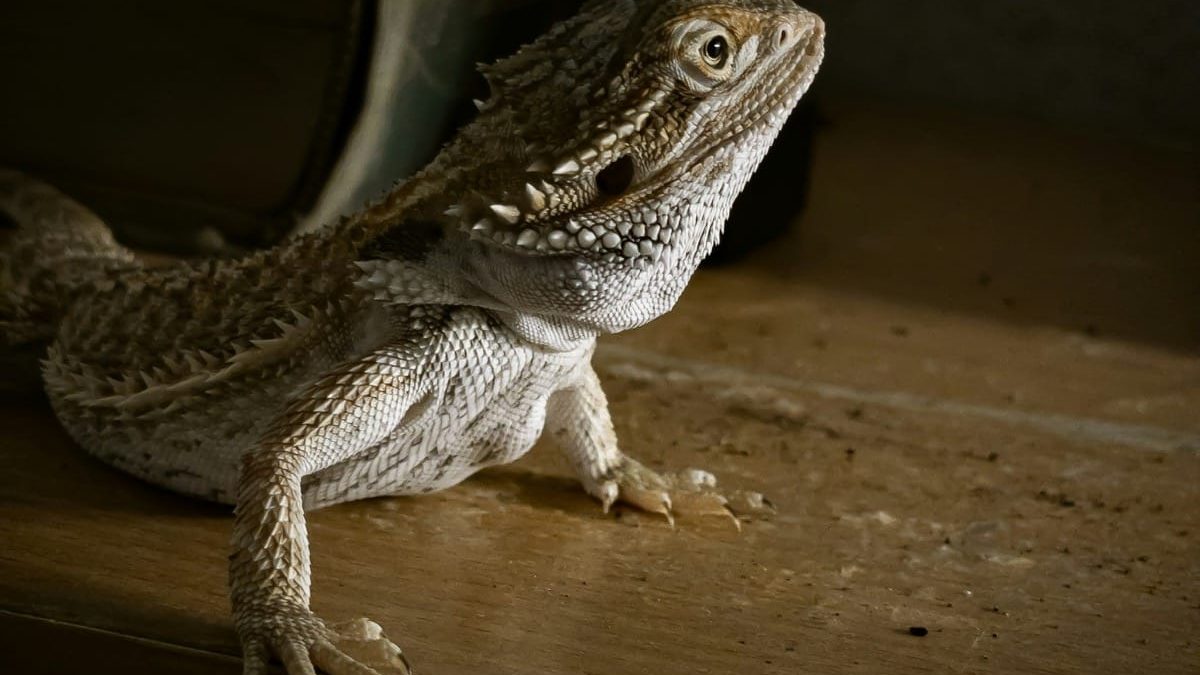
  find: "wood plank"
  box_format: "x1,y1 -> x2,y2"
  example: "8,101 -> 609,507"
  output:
1,98 -> 1197,674
0,610 -> 245,675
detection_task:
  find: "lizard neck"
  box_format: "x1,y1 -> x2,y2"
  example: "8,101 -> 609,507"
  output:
309,153 -> 713,352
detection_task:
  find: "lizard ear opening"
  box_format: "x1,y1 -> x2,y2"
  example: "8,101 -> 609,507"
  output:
595,155 -> 635,198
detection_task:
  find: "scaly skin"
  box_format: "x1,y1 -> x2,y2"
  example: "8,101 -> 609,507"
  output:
0,2 -> 824,673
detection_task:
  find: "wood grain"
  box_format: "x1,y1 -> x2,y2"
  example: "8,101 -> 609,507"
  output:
2,97 -> 1197,675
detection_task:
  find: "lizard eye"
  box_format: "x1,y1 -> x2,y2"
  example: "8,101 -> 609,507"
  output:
672,22 -> 739,91
702,35 -> 729,68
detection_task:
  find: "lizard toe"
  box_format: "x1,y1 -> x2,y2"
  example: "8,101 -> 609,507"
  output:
602,456 -> 765,530
280,640 -> 319,675
241,638 -> 271,675
319,618 -> 412,675
237,607 -> 407,675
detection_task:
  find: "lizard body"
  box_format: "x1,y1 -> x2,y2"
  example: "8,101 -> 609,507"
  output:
1,2 -> 824,673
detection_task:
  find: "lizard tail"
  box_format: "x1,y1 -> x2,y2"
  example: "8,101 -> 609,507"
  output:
0,169 -> 139,345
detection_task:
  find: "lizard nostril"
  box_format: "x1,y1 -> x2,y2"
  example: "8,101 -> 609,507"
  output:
777,28 -> 790,48
596,155 -> 635,198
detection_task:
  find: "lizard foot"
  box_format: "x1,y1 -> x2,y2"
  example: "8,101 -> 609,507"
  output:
324,619 -> 412,675
594,456 -> 774,530
239,607 -> 411,675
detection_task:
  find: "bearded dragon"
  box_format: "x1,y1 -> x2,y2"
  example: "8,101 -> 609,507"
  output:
0,1 -> 824,672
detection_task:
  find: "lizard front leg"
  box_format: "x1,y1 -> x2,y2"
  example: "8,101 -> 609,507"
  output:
232,341 -> 422,675
546,361 -> 768,528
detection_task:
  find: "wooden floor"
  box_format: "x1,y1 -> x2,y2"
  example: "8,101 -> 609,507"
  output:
2,99 -> 1198,674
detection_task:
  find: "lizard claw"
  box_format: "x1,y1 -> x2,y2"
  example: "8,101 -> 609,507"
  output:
599,481 -> 620,514
729,490 -> 776,514
608,478 -> 676,527
592,456 -> 768,530
322,619 -> 412,675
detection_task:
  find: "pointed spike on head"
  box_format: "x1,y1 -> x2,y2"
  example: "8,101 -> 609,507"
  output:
524,183 -> 547,212
489,204 -> 522,225
552,158 -> 581,176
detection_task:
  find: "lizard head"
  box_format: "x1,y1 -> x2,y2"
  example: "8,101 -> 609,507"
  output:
359,1 -> 824,345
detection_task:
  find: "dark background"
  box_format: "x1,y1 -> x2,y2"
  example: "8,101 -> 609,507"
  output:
0,0 -> 1196,345
803,0 -> 1199,152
